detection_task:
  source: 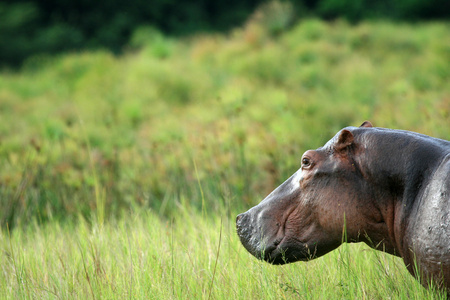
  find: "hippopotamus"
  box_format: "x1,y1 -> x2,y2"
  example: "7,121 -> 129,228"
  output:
236,121 -> 450,292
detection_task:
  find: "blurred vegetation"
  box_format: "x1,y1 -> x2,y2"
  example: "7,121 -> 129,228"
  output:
0,13 -> 449,229
1,0 -> 449,66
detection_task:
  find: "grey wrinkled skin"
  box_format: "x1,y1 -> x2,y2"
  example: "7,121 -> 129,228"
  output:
407,154 -> 450,289
236,122 -> 450,293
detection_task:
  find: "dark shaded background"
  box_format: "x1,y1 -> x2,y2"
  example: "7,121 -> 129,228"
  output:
1,0 -> 449,67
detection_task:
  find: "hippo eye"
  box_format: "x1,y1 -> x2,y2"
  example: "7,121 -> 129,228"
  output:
302,157 -> 312,168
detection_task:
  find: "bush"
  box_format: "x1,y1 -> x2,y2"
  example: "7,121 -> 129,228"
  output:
0,19 -> 448,229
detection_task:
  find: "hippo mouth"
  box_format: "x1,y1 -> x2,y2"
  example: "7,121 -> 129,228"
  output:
236,228 -> 310,264
236,213 -> 311,264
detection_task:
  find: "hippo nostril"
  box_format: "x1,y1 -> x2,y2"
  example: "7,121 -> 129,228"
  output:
236,213 -> 249,225
236,214 -> 242,222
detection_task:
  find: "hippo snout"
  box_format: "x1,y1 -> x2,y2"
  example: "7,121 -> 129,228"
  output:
236,210 -> 284,263
236,212 -> 256,254
236,211 -> 263,258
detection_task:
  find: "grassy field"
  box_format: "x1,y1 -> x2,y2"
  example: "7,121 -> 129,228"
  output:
1,209 -> 447,299
0,14 -> 449,299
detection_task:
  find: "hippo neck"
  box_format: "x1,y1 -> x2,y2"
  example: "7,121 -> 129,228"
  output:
356,128 -> 449,257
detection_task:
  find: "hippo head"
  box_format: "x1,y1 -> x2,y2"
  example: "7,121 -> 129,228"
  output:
236,121 -> 382,264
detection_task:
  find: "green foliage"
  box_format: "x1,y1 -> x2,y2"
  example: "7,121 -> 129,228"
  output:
0,19 -> 449,230
0,0 -> 262,67
130,26 -> 174,59
0,2 -> 40,66
247,0 -> 296,36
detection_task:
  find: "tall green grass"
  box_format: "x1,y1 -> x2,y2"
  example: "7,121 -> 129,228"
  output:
1,208 -> 447,299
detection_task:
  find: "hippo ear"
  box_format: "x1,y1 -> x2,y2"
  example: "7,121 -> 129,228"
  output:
335,129 -> 354,152
360,121 -> 373,128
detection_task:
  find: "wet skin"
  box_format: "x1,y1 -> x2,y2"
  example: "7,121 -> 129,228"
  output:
236,122 -> 450,292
